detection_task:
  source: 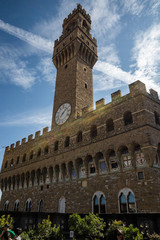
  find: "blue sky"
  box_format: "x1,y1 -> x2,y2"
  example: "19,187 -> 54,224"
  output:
0,0 -> 160,166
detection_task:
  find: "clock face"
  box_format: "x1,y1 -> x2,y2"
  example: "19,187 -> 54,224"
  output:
55,103 -> 71,125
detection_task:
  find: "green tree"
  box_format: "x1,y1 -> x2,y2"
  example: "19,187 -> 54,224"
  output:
122,224 -> 143,240
69,213 -> 106,240
149,233 -> 160,240
105,220 -> 124,240
20,216 -> 63,240
0,215 -> 14,233
105,220 -> 143,240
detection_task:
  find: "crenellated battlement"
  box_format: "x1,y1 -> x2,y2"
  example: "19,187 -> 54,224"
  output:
54,4 -> 96,48
4,80 -> 160,153
63,4 -> 91,26
88,80 -> 159,112
5,80 -> 160,153
5,126 -> 50,152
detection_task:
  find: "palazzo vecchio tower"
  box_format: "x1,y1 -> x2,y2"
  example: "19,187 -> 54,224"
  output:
0,4 -> 160,215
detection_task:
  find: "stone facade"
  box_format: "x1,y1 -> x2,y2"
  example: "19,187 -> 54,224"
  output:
0,4 -> 160,214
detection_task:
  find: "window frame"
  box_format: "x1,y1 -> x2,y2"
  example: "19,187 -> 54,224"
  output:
118,188 -> 136,213
92,191 -> 106,214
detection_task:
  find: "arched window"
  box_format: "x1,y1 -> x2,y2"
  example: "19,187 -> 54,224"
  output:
124,111 -> 133,125
96,153 -> 106,174
61,163 -> 69,182
12,176 -> 15,190
83,20 -> 87,28
134,144 -> 146,166
154,143 -> 160,167
10,159 -> 14,167
25,199 -> 32,212
58,197 -> 65,213
4,161 -> 8,169
91,125 -> 97,138
4,178 -> 7,191
31,170 -> 35,186
55,165 -> 60,182
54,141 -> 59,151
154,111 -> 160,125
49,166 -> 54,183
65,136 -> 70,147
21,173 -> 25,188
119,193 -> 127,213
44,146 -> 49,154
16,156 -> 20,165
16,175 -> 20,189
77,131 -> 82,143
38,200 -> 44,212
119,188 -> 136,213
121,147 -> 132,168
109,150 -> 118,170
92,192 -> 106,214
78,160 -> 86,179
100,195 -> 106,213
1,180 -> 4,192
106,118 -> 114,132
14,200 -> 19,211
4,200 -> 9,211
37,148 -> 41,157
29,151 -> 33,160
128,192 -> 136,212
71,166 -> 76,179
93,195 -> 98,214
69,162 -> 76,180
26,172 -> 30,188
88,156 -> 96,176
22,153 -> 26,162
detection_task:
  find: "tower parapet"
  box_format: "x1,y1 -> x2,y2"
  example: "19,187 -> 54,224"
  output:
63,4 -> 91,26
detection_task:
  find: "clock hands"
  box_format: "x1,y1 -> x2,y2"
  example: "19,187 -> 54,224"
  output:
60,109 -> 67,118
55,103 -> 71,125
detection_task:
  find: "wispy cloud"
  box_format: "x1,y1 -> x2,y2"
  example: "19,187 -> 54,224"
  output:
0,46 -> 36,88
37,57 -> 56,84
121,0 -> 145,16
0,19 -> 53,53
0,0 -> 160,95
89,0 -> 120,39
98,44 -> 120,65
0,108 -> 52,127
94,61 -> 134,91
131,24 -> 160,91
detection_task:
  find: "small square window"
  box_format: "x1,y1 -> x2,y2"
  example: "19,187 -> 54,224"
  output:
47,185 -> 49,189
40,186 -> 43,191
138,172 -> 144,180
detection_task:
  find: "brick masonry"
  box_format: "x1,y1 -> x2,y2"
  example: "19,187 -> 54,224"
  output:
0,4 -> 160,214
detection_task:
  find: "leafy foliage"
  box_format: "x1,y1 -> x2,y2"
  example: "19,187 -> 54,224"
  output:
0,215 -> 14,233
20,216 -> 63,240
69,213 -> 106,240
149,233 -> 160,239
122,224 -> 143,240
105,220 -> 143,240
105,220 -> 124,240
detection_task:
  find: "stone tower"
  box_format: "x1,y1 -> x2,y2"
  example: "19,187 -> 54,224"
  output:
52,4 -> 97,128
